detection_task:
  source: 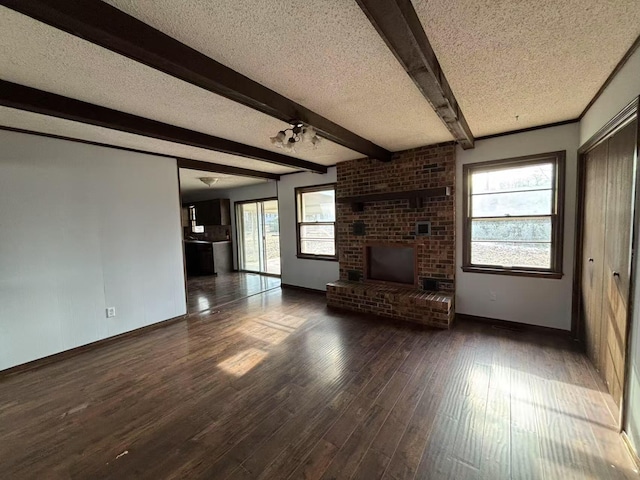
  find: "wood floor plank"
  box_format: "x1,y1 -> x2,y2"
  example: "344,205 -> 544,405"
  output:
509,335 -> 545,480
260,332 -> 401,480
303,338 -> 419,479
479,330 -> 511,479
561,348 -> 634,479
451,362 -> 490,468
0,292 -> 638,479
351,450 -> 391,480
256,334 -> 401,480
361,334 -> 441,464
288,439 -> 338,480
410,326 -> 484,480
187,272 -> 280,313
320,404 -> 392,480
225,332 -> 410,479
382,331 -> 458,480
321,335 -> 415,449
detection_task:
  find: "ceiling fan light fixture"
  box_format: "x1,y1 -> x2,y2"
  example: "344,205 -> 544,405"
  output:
284,137 -> 297,152
301,126 -> 315,142
270,130 -> 286,146
270,121 -> 321,152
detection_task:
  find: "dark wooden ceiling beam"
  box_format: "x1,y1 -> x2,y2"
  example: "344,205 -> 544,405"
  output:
0,80 -> 326,173
176,158 -> 279,180
355,0 -> 475,149
1,0 -> 392,161
0,125 -> 281,180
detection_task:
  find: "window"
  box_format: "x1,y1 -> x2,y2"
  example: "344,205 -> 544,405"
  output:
462,151 -> 565,278
188,206 -> 204,233
296,184 -> 337,260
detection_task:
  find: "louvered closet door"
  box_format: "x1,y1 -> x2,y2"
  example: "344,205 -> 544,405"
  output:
601,119 -> 637,406
581,141 -> 607,372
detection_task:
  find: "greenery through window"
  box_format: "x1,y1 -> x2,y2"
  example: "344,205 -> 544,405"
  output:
462,151 -> 565,278
296,184 -> 337,260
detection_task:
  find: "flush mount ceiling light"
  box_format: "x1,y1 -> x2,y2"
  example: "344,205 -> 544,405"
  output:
199,177 -> 219,187
270,120 -> 321,153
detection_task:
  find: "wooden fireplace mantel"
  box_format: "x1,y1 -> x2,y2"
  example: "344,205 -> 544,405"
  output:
336,186 -> 451,212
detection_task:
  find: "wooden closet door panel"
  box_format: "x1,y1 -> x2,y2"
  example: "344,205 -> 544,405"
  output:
606,120 -> 637,300
605,272 -> 626,403
602,119 -> 637,406
581,142 -> 608,370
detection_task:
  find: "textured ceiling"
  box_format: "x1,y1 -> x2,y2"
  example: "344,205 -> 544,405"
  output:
412,0 -> 640,137
2,0 -> 639,160
0,7 -> 359,166
179,168 -> 270,195
0,107 -> 299,174
103,0 -> 454,150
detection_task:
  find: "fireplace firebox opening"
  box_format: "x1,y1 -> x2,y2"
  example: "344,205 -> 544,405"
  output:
365,244 -> 417,286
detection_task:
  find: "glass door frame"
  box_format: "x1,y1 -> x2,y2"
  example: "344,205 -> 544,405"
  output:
235,197 -> 280,276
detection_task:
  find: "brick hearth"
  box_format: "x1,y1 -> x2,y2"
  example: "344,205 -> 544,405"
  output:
327,143 -> 456,329
327,280 -> 454,329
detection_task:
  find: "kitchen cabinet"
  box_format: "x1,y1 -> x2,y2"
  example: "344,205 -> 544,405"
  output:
185,241 -> 215,276
184,240 -> 233,277
185,199 -> 231,226
213,241 -> 232,273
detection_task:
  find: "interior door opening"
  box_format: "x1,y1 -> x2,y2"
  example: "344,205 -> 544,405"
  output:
237,199 -> 281,275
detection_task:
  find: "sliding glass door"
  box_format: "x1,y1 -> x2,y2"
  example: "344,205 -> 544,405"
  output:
237,202 -> 261,272
237,199 -> 280,275
261,200 -> 280,275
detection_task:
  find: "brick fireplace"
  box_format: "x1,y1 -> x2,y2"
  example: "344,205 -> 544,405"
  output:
326,143 -> 456,328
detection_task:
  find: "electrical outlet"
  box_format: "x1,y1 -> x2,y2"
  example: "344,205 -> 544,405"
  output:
489,291 -> 497,301
106,307 -> 116,318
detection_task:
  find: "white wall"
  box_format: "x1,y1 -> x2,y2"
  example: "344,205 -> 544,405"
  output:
0,131 -> 186,370
581,47 -> 640,146
456,123 -> 580,330
278,167 -> 339,291
627,256 -> 640,453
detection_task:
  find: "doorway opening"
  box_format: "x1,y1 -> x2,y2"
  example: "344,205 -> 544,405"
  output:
178,168 -> 281,313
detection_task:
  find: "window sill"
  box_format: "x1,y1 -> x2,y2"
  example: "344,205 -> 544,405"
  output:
297,254 -> 338,262
461,266 -> 563,279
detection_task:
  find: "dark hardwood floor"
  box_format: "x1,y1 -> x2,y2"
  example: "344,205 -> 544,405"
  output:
186,272 -> 281,313
0,288 -> 638,479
